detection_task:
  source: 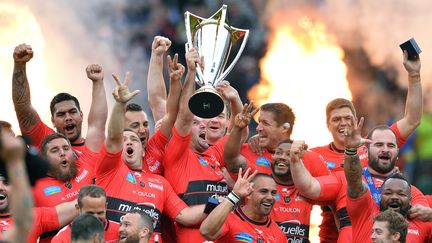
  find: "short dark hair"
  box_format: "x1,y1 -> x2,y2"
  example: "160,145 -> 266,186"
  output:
251,173 -> 274,183
260,103 -> 295,136
382,173 -> 411,199
126,103 -> 144,112
326,98 -> 357,124
77,185 -> 106,208
127,209 -> 154,239
71,214 -> 104,242
50,93 -> 81,116
366,125 -> 399,149
373,209 -> 408,243
41,133 -> 71,156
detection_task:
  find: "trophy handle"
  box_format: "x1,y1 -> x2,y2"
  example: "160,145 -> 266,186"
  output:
215,27 -> 249,84
185,11 -> 206,87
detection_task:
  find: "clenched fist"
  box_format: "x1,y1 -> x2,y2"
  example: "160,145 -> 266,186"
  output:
13,44 -> 33,65
86,64 -> 104,82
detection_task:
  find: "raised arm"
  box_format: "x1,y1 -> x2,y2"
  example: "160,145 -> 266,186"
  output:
158,53 -> 184,137
106,73 -> 140,153
147,36 -> 171,123
12,44 -> 41,134
0,132 -> 33,243
343,118 -> 370,199
85,64 -> 108,152
289,140 -> 322,199
216,81 -> 243,132
174,48 -> 202,136
396,51 -> 422,138
224,103 -> 258,173
200,168 -> 256,240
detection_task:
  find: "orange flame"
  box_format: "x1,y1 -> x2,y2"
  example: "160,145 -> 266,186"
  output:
248,14 -> 353,241
0,1 -> 51,134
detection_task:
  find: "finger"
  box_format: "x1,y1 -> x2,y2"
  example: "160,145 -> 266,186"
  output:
167,55 -> 173,69
243,168 -> 251,179
403,50 -> 408,62
112,73 -> 121,86
128,90 -> 141,99
251,107 -> 259,117
238,167 -> 243,179
246,170 -> 258,182
124,72 -> 131,86
357,117 -> 364,130
173,53 -> 179,66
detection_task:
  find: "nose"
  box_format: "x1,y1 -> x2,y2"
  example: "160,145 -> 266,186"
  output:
65,112 -> 73,121
371,231 -> 377,239
256,122 -> 263,132
199,120 -> 207,129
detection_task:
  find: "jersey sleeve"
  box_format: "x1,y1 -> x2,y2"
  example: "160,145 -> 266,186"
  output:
390,123 -> 407,148
33,207 -> 61,234
302,150 -> 330,177
95,145 -> 123,180
144,130 -> 168,174
161,177 -> 188,219
163,127 -> 192,172
25,120 -> 55,149
316,172 -> 343,201
411,185 -> 430,207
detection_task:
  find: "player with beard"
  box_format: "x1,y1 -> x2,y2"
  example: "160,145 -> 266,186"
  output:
300,49 -> 423,243
96,71 -> 208,242
343,118 -> 432,242
288,124 -> 430,242
223,103 -> 329,241
200,169 -> 286,242
371,209 -> 408,243
0,129 -> 78,243
118,210 -> 154,243
52,185 -> 120,243
12,44 -> 107,168
32,133 -> 95,207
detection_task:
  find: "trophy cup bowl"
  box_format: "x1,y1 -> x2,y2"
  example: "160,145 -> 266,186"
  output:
185,5 -> 249,118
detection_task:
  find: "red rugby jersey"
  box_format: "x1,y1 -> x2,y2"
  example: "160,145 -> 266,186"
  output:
96,145 -> 186,243
216,206 -> 287,243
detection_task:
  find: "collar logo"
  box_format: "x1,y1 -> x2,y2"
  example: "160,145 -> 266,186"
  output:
126,172 -> 137,184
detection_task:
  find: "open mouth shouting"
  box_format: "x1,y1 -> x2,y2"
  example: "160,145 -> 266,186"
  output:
386,200 -> 401,211
125,146 -> 135,158
64,123 -> 76,135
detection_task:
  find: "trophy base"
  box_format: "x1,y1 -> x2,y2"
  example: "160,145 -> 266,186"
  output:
189,87 -> 225,119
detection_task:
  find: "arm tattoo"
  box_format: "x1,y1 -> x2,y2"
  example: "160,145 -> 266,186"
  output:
12,66 -> 30,105
344,155 -> 367,198
12,65 -> 39,130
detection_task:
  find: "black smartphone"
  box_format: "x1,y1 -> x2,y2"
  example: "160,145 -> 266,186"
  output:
399,38 -> 421,60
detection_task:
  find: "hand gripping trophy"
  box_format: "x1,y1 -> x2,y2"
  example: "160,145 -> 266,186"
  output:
185,4 -> 249,118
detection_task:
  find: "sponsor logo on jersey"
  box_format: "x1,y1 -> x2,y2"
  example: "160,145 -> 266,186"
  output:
148,182 -> 163,191
256,157 -> 270,167
43,186 -> 62,196
198,157 -> 208,166
126,172 -> 137,184
235,232 -> 253,243
325,161 -> 336,169
75,169 -> 89,183
277,221 -> 309,241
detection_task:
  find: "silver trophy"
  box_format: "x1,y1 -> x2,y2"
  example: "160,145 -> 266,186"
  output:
185,5 -> 249,118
